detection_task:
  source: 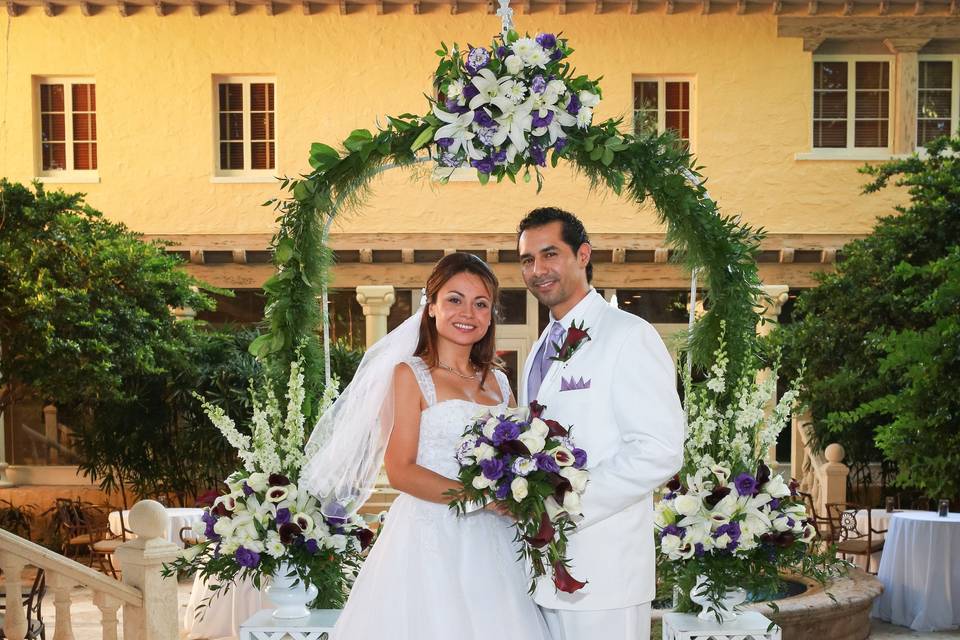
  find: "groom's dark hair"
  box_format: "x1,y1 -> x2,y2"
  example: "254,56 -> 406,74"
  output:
517,207 -> 593,283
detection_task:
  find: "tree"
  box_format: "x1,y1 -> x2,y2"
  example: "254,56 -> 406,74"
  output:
779,136 -> 960,499
0,180 -> 211,412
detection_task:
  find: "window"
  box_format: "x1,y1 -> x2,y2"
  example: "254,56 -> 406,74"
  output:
36,78 -> 97,177
214,77 -> 276,177
812,58 -> 892,151
633,78 -> 692,147
917,58 -> 959,147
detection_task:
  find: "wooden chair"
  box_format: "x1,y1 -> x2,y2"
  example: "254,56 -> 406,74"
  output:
54,499 -> 108,565
0,568 -> 46,640
90,509 -> 133,579
826,502 -> 887,574
798,492 -> 835,546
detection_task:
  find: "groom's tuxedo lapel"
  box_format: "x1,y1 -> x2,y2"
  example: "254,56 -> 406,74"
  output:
537,290 -> 607,399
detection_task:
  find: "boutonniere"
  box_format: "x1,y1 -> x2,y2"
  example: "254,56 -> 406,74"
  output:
550,320 -> 591,364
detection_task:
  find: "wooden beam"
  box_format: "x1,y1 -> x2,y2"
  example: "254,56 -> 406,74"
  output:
450,0 -> 458,13
594,0 -> 602,13
878,0 -> 888,15
951,0 -> 959,16
883,37 -> 930,52
841,0 -> 853,14
116,0 -> 127,15
779,248 -> 795,263
486,249 -> 500,263
629,0 -> 638,12
736,0 -> 746,14
155,0 -> 165,15
43,0 -> 54,15
359,248 -> 373,263
821,248 -> 837,264
612,248 -> 626,264
375,0 -> 382,12
227,0 -> 237,13
192,0 -> 201,15
80,0 -> 91,14
339,0 -> 346,13
913,0 -> 923,14
401,249 -> 414,264
701,0 -> 710,14
232,249 -> 248,264
803,36 -> 826,50
665,0 -> 674,13
778,17 -> 960,40
772,0 -> 782,14
807,0 -> 817,14
6,1 -> 17,16
264,0 -> 274,14
487,0 -> 494,13
300,0 -> 309,11
411,0 -> 420,12
654,247 -> 670,264
521,0 -> 530,13
557,0 -> 565,12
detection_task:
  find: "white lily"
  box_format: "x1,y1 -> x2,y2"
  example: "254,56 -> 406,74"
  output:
469,69 -> 515,112
494,98 -> 533,152
432,105 -> 480,160
535,108 -> 576,145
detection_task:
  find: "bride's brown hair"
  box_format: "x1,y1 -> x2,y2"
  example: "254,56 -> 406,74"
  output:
414,252 -> 503,389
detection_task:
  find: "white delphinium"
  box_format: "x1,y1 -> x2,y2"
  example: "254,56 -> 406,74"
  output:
281,358 -> 307,470
198,398 -> 256,472
250,386 -> 283,476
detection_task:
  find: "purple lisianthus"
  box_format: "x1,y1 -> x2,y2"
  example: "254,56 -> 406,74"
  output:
241,482 -> 254,496
304,538 -> 319,554
566,93 -> 581,116
466,47 -> 491,74
571,447 -> 587,468
531,110 -> 554,129
480,457 -> 506,480
529,146 -> 547,167
661,524 -> 685,539
436,137 -> 454,149
463,84 -> 480,101
275,508 -> 291,525
201,511 -> 220,541
492,420 -> 521,446
769,498 -> 781,510
713,521 -> 742,550
473,109 -> 495,128
495,481 -> 511,501
536,33 -> 557,49
554,137 -> 569,153
531,75 -> 548,95
694,543 -> 706,557
550,48 -> 564,62
734,472 -> 757,496
497,45 -> 508,58
470,157 -> 495,175
492,148 -> 508,165
477,126 -> 499,146
444,99 -> 469,114
534,452 -> 560,473
439,152 -> 460,167
235,546 -> 260,569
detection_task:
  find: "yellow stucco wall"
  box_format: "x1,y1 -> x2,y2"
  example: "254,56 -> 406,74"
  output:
0,9 -> 904,237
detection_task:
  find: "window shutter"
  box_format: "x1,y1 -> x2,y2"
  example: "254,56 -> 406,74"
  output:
250,83 -> 275,170
854,61 -> 889,148
40,84 -> 67,171
813,61 -> 848,148
918,60 -> 952,146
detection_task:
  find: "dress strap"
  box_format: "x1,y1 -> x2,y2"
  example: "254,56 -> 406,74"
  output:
493,368 -> 512,406
404,356 -> 437,407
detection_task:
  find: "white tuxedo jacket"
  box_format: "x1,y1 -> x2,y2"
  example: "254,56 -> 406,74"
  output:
520,289 -> 685,610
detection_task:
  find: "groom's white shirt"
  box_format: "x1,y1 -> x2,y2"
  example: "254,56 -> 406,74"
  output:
520,289 -> 685,610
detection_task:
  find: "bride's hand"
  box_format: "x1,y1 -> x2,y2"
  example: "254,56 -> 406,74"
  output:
484,501 -> 514,519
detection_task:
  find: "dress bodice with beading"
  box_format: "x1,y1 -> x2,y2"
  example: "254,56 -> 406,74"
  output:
404,356 -> 510,480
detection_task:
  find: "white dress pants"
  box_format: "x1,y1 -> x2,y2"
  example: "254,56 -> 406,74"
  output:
541,602 -> 652,640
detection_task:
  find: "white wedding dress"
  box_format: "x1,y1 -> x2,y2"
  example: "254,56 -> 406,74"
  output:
332,357 -> 551,640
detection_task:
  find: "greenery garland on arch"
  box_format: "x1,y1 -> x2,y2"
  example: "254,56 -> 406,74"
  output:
254,28 -> 766,424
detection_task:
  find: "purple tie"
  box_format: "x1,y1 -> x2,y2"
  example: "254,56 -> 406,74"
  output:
527,322 -> 565,402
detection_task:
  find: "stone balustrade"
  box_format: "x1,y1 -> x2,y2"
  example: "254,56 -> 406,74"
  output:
0,499 -> 180,640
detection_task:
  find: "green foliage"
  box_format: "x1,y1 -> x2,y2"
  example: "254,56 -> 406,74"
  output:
0,180 -> 213,412
329,338 -> 364,391
779,136 -> 960,497
0,499 -> 34,539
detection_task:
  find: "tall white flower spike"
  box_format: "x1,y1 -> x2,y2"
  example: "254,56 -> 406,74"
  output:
497,0 -> 514,35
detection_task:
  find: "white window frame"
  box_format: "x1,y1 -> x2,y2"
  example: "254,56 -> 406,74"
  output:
211,75 -> 277,183
916,55 -> 960,152
799,55 -> 895,160
632,76 -> 696,152
33,76 -> 100,183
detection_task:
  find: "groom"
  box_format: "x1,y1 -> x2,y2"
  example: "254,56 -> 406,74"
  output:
517,207 -> 685,640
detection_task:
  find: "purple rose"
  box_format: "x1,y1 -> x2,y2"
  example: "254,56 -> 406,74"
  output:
534,452 -> 560,473
466,47 -> 491,74
235,546 -> 260,569
463,84 -> 480,101
470,157 -> 495,175
536,33 -> 557,49
529,146 -> 547,167
531,75 -> 547,94
495,481 -> 511,501
473,108 -> 495,128
734,472 -> 757,496
241,482 -> 254,496
566,93 -> 581,116
492,420 -> 520,446
480,457 -> 506,480
304,538 -> 319,554
554,137 -> 568,153
275,508 -> 291,525
531,110 -> 554,129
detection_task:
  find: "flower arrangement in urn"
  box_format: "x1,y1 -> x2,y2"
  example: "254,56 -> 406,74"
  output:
163,356 -> 371,616
656,330 -> 844,620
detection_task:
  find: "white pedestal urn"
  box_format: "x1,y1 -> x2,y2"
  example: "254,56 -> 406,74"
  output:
690,575 -> 747,621
266,562 -> 319,619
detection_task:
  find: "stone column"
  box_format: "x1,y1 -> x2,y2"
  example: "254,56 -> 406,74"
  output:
356,286 -> 396,349
116,500 -> 180,640
756,285 -> 790,465
884,38 -> 930,155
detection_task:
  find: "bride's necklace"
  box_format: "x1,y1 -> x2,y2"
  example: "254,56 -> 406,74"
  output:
437,362 -> 479,381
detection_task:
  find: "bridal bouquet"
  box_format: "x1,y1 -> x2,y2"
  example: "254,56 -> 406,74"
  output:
162,356 -> 371,611
448,401 -> 589,594
426,30 -> 602,184
655,330 -> 842,618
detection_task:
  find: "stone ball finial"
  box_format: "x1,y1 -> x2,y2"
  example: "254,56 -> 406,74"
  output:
825,443 -> 845,464
129,500 -> 169,539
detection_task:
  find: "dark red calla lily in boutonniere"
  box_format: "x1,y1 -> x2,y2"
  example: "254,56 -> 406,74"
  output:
549,320 -> 591,364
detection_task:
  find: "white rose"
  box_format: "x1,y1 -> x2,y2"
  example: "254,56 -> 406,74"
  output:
329,534 -> 348,553
546,79 -> 567,96
511,477 -> 529,502
762,475 -> 791,499
682,522 -> 711,546
518,432 -> 545,454
578,90 -> 601,108
562,490 -> 582,515
528,418 -> 549,438
472,475 -> 495,490
559,467 -> 589,493
660,534 -> 682,557
772,515 -> 791,532
474,442 -> 496,461
483,417 -> 499,439
246,472 -> 269,493
504,54 -> 524,75
674,494 -> 701,517
552,446 -> 575,468
713,533 -> 731,549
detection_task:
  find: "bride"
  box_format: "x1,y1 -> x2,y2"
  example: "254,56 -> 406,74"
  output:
302,252 -> 551,640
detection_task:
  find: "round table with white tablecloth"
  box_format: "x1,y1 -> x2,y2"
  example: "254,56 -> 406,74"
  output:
109,507 -> 205,547
871,511 -> 960,632
849,509 -> 920,573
